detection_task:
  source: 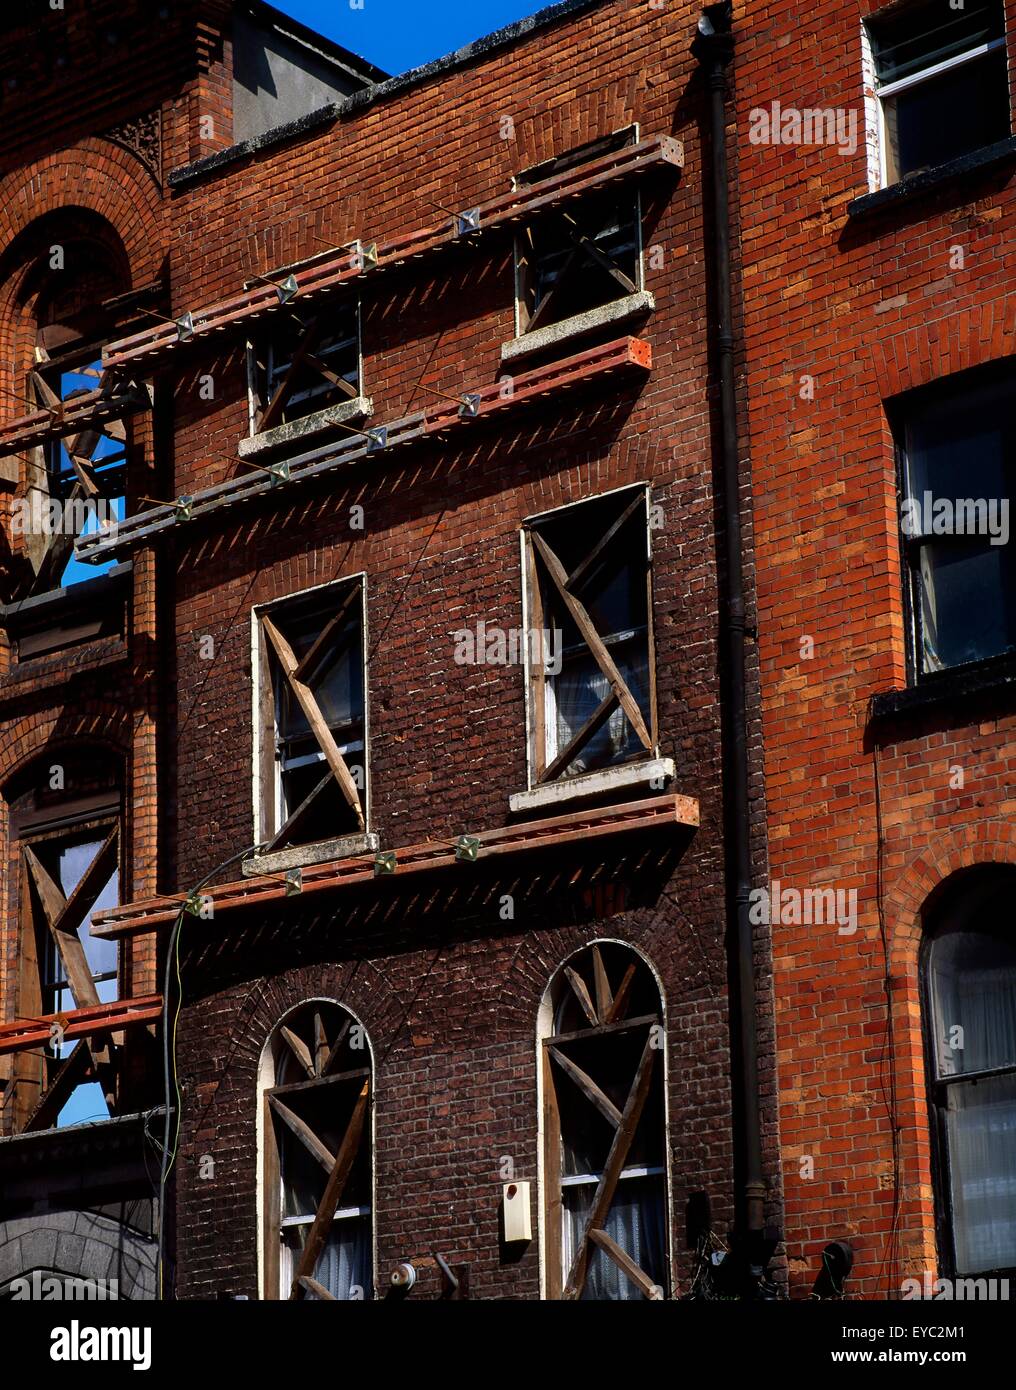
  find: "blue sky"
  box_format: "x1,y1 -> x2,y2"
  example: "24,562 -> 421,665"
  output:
271,0 -> 549,77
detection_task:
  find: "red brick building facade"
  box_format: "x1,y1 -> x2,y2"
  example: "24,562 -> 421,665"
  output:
0,0 -> 784,1302
737,0 -> 1016,1298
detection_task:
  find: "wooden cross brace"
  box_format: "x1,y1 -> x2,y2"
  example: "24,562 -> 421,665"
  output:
22,827 -> 119,1111
261,613 -> 365,834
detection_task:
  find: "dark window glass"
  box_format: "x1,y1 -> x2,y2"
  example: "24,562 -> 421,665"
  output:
263,584 -> 366,846
871,0 -> 1010,180
254,308 -> 360,430
529,489 -> 653,778
897,368 -> 1015,675
924,868 -> 1016,1275
525,192 -> 642,329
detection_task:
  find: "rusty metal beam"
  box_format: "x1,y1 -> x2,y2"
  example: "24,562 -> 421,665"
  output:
103,136 -> 682,372
75,336 -> 652,567
91,793 -> 698,941
0,995 -> 162,1058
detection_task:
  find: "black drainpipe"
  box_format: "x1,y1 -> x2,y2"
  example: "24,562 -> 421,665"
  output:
691,4 -> 767,1258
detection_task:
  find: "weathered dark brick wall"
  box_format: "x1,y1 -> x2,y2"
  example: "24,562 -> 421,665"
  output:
0,0 -> 229,1112
163,0 -> 782,1299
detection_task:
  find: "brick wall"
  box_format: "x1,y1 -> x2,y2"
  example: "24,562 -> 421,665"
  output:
161,0 -> 783,1298
736,0 -> 1016,1297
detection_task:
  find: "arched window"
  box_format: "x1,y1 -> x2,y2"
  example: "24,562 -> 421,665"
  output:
539,942 -> 669,1299
923,866 -> 1016,1276
260,1001 -> 373,1300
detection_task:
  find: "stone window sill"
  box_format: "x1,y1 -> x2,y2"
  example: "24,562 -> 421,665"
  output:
847,136 -> 1016,220
501,291 -> 655,365
509,756 -> 674,814
243,831 -> 379,877
868,656 -> 1016,724
238,396 -> 373,459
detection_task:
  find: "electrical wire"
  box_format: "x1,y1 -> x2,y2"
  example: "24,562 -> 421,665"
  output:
156,842 -> 266,1300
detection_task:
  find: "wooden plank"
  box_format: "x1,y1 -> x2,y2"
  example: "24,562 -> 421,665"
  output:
261,615 -> 365,832
544,1012 -> 657,1049
279,1025 -> 315,1079
591,945 -> 613,1023
268,1064 -> 368,1101
290,1079 -> 369,1299
525,243 -> 582,334
298,1275 -> 336,1300
265,767 -> 334,852
606,963 -> 638,1025
56,826 -> 118,940
292,586 -> 358,683
23,1041 -> 91,1133
268,1093 -> 336,1174
563,966 -> 599,1028
24,847 -> 101,1011
531,532 -> 652,752
561,216 -> 638,294
588,1227 -> 661,1298
542,1047 -> 563,1299
263,1092 -> 281,1300
321,1017 -> 352,1077
313,1012 -> 328,1077
303,352 -> 359,399
258,620 -> 278,839
562,1035 -> 656,1299
525,532 -> 548,780
23,844 -> 67,929
12,856 -> 43,1131
548,1045 -> 621,1128
540,691 -> 618,783
258,317 -> 323,434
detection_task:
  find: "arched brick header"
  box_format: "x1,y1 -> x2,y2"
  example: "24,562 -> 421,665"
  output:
870,293 -> 1016,399
886,819 -> 1016,976
0,140 -> 163,288
0,704 -> 130,791
880,819 -> 1016,1284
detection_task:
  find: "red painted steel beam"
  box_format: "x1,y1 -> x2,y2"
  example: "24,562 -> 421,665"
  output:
0,995 -> 163,1057
75,336 -> 652,566
102,135 -> 682,372
92,793 -> 699,941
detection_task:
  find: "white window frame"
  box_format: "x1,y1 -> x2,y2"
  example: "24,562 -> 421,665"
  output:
520,483 -> 657,791
256,998 -> 377,1302
251,573 -> 370,848
535,939 -> 675,1301
863,5 -> 1009,189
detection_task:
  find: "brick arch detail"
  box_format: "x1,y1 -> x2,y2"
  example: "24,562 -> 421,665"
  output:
0,140 -> 164,287
882,819 -> 1016,1284
0,703 -> 130,791
870,293 -> 1016,398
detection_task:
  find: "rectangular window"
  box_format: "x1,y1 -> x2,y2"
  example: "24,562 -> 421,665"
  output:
33,352 -> 127,589
249,304 -> 361,436
894,366 -> 1015,677
523,487 -> 657,783
515,131 -> 643,336
255,579 -> 368,851
868,0 -> 1010,183
19,814 -> 121,1131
